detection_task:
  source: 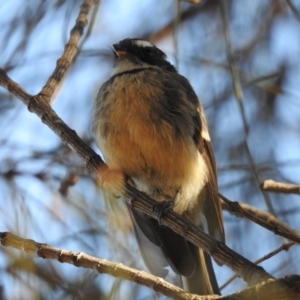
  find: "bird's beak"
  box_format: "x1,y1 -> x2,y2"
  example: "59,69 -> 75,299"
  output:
113,44 -> 127,58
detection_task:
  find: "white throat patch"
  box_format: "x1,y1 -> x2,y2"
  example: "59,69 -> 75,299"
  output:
135,40 -> 154,48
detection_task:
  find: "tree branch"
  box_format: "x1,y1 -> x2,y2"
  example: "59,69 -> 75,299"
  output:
0,232 -> 218,300
220,193 -> 300,244
219,0 -> 276,216
220,242 -> 296,290
2,232 -> 299,300
40,0 -> 99,101
260,179 -> 300,195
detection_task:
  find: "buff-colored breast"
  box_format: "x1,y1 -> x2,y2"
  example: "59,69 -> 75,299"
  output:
93,71 -> 208,219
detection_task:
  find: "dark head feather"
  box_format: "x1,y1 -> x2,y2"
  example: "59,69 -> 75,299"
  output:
113,38 -> 177,73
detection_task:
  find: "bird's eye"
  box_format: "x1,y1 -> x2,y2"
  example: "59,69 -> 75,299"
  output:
144,48 -> 153,56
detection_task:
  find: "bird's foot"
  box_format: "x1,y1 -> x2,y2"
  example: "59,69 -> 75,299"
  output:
153,200 -> 174,226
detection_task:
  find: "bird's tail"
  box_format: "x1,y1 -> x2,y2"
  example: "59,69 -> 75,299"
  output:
182,248 -> 220,295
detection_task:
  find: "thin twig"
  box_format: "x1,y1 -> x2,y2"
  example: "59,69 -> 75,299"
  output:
219,0 -> 276,216
261,180 -> 300,195
40,0 -> 99,101
285,0 -> 300,22
59,172 -> 79,196
220,193 -> 300,244
173,0 -> 181,69
220,242 -> 296,290
181,0 -> 202,4
149,1 -> 219,43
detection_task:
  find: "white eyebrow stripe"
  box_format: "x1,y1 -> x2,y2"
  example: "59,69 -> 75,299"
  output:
135,40 -> 154,48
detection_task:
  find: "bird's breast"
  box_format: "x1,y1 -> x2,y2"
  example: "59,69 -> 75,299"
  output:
93,71 -> 208,216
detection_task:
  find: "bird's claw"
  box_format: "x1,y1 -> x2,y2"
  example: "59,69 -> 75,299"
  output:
153,200 -> 174,226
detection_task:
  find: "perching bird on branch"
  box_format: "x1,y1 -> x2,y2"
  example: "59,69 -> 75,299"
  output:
92,38 -> 224,295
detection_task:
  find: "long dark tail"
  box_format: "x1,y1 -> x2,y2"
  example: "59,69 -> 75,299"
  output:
182,249 -> 220,295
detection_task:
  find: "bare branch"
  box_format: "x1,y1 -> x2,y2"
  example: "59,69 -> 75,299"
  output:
223,275 -> 300,300
40,0 -> 99,102
181,0 -> 202,4
261,180 -> 300,195
285,0 -> 300,22
0,232 -> 219,300
220,194 -> 300,244
220,242 -> 296,290
219,0 -> 276,216
2,232 -> 299,300
59,172 -> 79,196
149,0 -> 219,43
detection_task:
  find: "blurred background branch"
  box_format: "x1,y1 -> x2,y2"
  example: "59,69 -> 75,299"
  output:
261,179 -> 300,195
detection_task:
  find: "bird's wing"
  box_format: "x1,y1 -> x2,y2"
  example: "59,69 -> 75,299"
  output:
178,73 -> 225,242
198,103 -> 225,242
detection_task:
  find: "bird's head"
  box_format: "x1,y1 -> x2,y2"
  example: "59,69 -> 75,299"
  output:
112,38 -> 177,73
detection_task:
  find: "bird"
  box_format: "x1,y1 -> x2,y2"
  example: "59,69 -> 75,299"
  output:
92,38 -> 225,295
